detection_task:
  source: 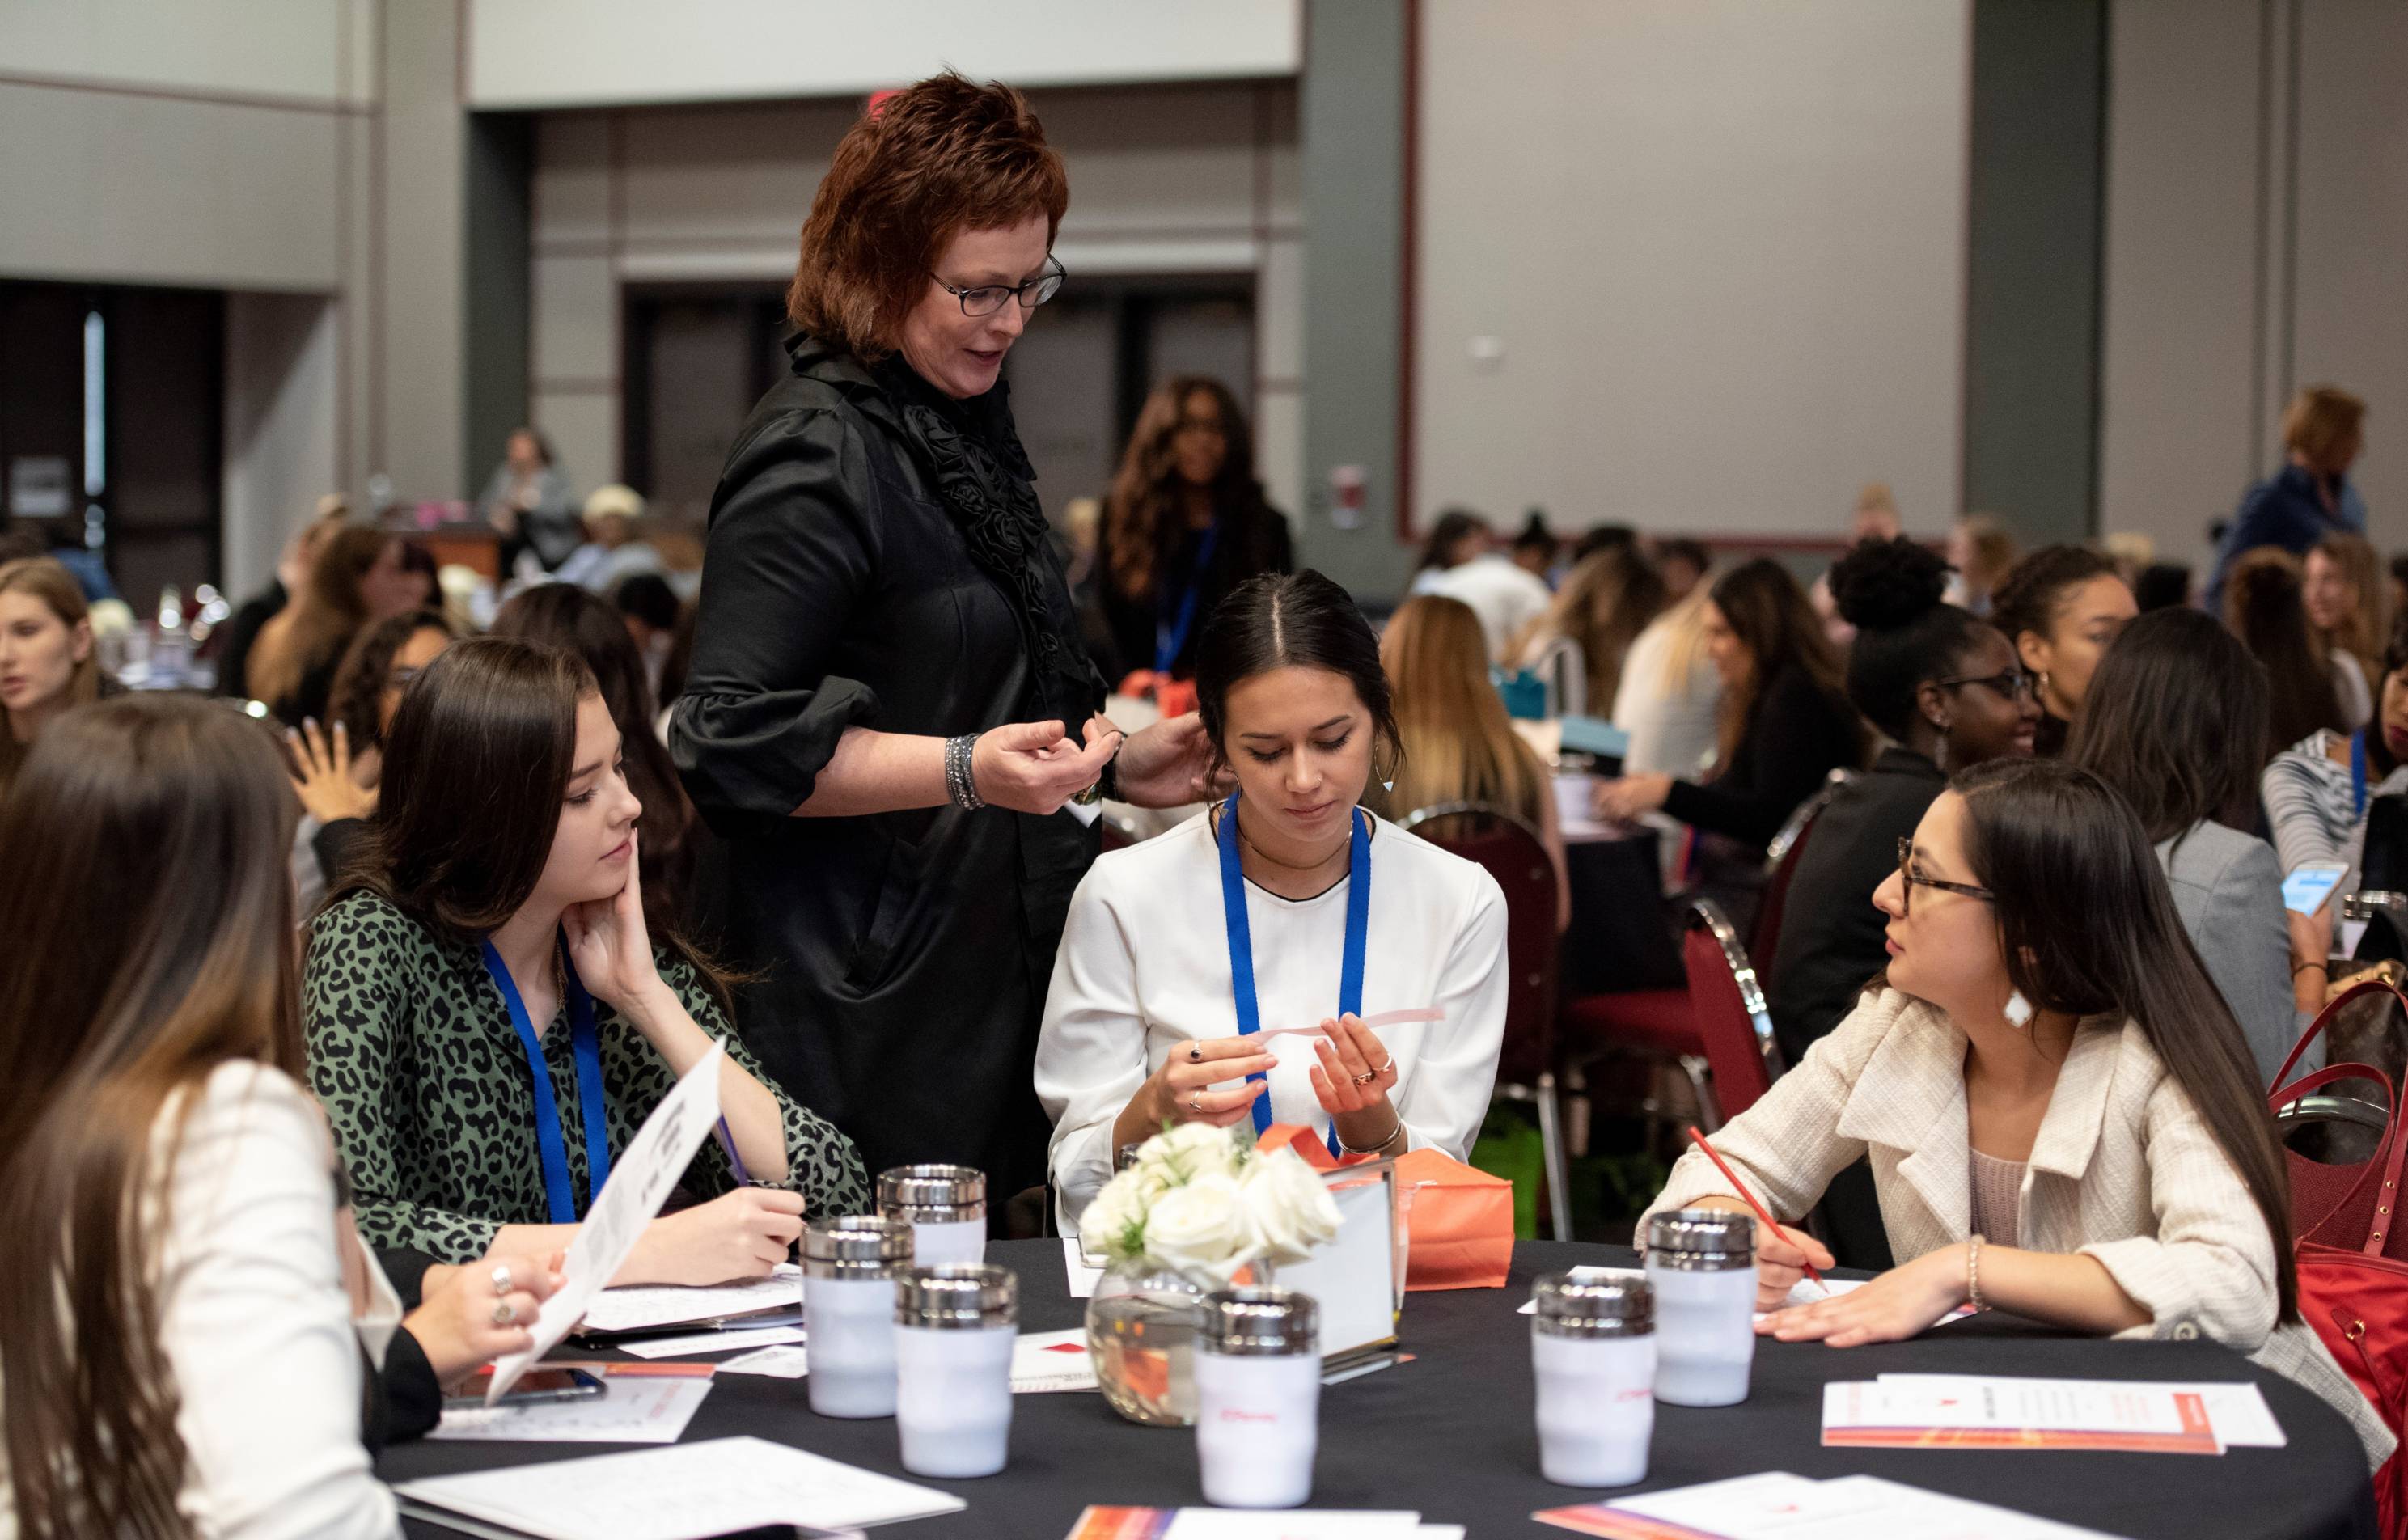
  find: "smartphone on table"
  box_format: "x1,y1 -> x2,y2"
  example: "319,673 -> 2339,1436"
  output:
439,1365 -> 606,1411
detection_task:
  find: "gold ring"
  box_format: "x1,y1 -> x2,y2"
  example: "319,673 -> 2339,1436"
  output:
1189,1094 -> 1204,1113
1373,1060 -> 1394,1076
491,1299 -> 516,1326
1352,1069 -> 1377,1086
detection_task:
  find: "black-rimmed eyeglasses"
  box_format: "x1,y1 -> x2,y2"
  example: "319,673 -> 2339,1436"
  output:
1897,836 -> 1995,916
1935,666 -> 2036,701
931,257 -> 1065,318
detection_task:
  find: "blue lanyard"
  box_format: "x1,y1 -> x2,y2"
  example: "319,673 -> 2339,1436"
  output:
1217,790 -> 1369,1157
1153,522 -> 1222,675
2353,730 -> 2371,819
480,933 -> 611,1225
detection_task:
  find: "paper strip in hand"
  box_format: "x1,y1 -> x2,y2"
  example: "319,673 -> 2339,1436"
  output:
1255,1007 -> 1444,1039
486,1042 -> 727,1402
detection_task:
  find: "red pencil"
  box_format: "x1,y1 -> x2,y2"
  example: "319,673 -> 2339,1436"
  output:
1684,1123 -> 1826,1291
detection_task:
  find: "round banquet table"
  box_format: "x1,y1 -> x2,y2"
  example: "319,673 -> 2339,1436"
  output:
385,1240 -> 2376,1540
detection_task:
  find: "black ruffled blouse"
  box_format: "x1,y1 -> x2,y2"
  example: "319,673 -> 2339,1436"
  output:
670,334 -> 1105,1195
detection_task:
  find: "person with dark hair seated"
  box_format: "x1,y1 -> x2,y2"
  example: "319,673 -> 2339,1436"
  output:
1639,758 -> 2392,1472
2263,618 -> 2408,955
1989,544 -> 2135,758
615,571 -> 683,702
1770,539 -> 2036,1064
1035,572 -> 1509,1226
286,607 -> 459,914
305,637 -> 867,1276
2070,607 -> 2302,1081
1592,557 -> 1869,844
0,696 -> 565,1530
495,582 -> 702,931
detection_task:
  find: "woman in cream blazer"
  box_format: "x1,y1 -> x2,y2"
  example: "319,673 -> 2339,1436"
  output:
1640,759 -> 2392,1470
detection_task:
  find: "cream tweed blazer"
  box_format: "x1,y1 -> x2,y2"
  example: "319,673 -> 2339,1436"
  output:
1639,987 -> 2393,1470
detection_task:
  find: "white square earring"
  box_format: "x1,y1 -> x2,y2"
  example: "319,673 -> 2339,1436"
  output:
2003,989 -> 2034,1030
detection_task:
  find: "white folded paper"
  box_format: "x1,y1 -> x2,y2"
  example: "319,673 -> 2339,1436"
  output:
396,1436 -> 963,1540
1538,1470 -> 2129,1539
487,1045 -> 726,1402
578,1262 -> 803,1335
620,1323 -> 806,1360
1874,1373 -> 2285,1448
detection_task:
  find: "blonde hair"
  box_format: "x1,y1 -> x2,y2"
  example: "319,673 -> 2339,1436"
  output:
0,558 -> 101,797
1513,545 -> 1666,709
1381,595 -> 1546,826
2310,532 -> 2387,678
2283,386 -> 2366,472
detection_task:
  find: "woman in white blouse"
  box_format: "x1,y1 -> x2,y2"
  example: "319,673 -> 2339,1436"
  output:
1037,570 -> 1509,1225
0,696 -> 558,1539
1637,757 -> 2390,1469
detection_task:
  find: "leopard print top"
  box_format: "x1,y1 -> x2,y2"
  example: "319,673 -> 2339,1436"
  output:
304,890 -> 870,1262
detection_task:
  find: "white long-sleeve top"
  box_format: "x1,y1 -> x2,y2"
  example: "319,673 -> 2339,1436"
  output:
1035,808 -> 1509,1226
18,1063 -> 404,1539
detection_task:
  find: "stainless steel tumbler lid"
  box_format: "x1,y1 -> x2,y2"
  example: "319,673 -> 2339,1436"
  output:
1531,1267 -> 1654,1338
895,1263 -> 1018,1329
802,1213 -> 912,1276
877,1163 -> 988,1222
1198,1287 -> 1319,1356
1646,1208 -> 1755,1271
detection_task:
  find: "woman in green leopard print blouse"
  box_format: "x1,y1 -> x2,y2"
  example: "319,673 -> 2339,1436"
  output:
304,637 -> 868,1277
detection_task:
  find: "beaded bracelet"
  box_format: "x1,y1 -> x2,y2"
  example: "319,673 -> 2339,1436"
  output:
945,733 -> 985,810
1966,1231 -> 1987,1311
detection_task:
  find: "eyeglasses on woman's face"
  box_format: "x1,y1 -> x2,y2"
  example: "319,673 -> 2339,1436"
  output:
1896,836 -> 1995,917
1935,666 -> 2036,702
931,256 -> 1065,318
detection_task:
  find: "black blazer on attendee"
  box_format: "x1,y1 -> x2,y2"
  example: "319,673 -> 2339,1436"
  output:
1661,663 -> 1864,847
1766,746 -> 1945,1066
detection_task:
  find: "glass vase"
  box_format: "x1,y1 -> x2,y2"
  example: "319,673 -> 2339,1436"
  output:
1085,1256 -> 1270,1427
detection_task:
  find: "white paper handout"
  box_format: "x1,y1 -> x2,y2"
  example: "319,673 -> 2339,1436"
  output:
1149,1512 -> 1429,1539
577,1260 -> 802,1335
1064,1235 -> 1104,1298
717,1343 -> 811,1378
396,1436 -> 965,1540
1876,1373 -> 2285,1449
1536,1470 -> 2131,1540
1822,1377 -> 2221,1453
431,1370 -> 714,1445
486,1043 -> 726,1402
620,1323 -> 806,1360
1012,1328 -> 1099,1392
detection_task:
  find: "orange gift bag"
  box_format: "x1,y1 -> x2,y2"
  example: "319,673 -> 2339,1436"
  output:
1255,1123 -> 1513,1292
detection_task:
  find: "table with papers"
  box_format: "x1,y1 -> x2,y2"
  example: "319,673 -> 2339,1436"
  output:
382,1241 -> 2375,1540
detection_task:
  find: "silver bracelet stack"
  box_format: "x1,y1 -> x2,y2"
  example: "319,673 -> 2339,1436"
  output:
945,733 -> 985,810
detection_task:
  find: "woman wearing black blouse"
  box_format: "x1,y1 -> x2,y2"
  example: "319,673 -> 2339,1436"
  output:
1593,557 -> 1868,844
1095,375 -> 1293,685
668,75 -> 1212,1200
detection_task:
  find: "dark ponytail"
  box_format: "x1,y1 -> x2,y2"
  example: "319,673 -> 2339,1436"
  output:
1950,757 -> 2297,1322
1194,570 -> 1399,778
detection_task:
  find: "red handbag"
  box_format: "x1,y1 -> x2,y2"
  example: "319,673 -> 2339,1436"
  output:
2269,979 -> 2408,1533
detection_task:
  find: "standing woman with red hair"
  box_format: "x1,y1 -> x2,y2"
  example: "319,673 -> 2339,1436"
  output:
670,75 -> 1214,1199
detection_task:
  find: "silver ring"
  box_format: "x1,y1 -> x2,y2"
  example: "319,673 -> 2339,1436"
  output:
1189,1094 -> 1204,1113
491,1299 -> 517,1326
489,1263 -> 513,1298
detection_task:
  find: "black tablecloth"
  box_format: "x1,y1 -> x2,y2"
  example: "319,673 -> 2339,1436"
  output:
386,1240 -> 2376,1540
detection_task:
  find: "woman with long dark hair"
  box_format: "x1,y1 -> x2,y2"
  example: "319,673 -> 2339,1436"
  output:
1510,543 -> 1667,717
248,527 -> 425,728
0,697 -> 563,1536
307,637 -> 866,1276
494,582 -> 700,928
669,74 -> 1212,1198
1036,571 -> 1509,1225
1637,758 -> 2390,1470
1096,374 -> 1293,683
1990,544 -> 2137,757
1591,557 -> 1868,843
2071,608 -> 2303,1080
2224,547 -> 2351,749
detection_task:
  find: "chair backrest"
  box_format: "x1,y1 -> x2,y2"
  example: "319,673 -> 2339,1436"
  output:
1752,767 -> 1854,965
1681,897 -> 1784,1121
1400,800 -> 1559,1088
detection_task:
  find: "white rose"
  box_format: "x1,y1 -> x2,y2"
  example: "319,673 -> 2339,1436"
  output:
1139,1119 -> 1242,1187
1141,1171 -> 1251,1280
1238,1149 -> 1344,1265
1078,1169 -> 1150,1262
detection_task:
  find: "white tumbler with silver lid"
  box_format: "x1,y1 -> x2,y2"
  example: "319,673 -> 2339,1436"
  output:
1530,1269 -> 1656,1487
803,1215 -> 912,1419
1644,1209 -> 1756,1407
878,1163 -> 988,1267
893,1263 -> 1018,1478
1194,1288 -> 1322,1509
